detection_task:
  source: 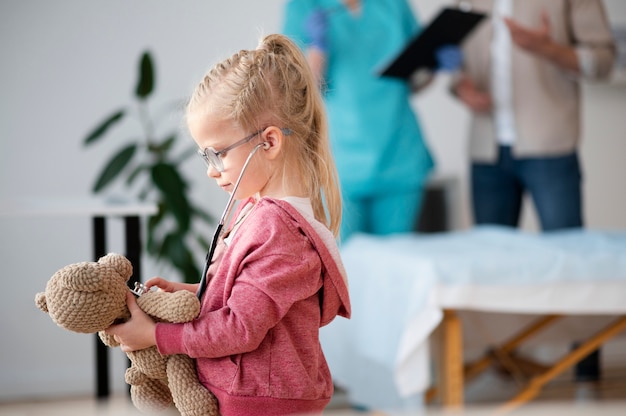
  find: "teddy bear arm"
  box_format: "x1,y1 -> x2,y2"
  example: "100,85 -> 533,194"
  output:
130,381 -> 173,414
125,365 -> 147,385
137,291 -> 200,323
127,347 -> 168,380
167,354 -> 220,416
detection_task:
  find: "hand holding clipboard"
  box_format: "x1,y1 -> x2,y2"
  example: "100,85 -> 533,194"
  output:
379,7 -> 487,79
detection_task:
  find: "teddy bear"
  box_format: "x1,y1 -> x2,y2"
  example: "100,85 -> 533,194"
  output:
34,252 -> 220,416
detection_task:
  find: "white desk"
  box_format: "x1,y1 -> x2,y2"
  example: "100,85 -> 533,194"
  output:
0,196 -> 157,399
322,227 -> 626,411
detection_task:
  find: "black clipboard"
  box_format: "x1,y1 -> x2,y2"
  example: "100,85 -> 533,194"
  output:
379,7 -> 487,79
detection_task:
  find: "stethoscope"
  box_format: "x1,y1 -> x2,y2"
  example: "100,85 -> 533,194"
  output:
196,141 -> 268,299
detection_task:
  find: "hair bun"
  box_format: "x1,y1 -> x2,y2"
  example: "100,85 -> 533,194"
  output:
258,34 -> 288,55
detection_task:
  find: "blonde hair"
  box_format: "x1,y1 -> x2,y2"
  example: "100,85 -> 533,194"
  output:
186,34 -> 342,237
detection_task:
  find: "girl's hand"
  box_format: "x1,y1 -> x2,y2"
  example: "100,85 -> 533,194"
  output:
145,276 -> 177,292
105,292 -> 156,352
144,276 -> 200,294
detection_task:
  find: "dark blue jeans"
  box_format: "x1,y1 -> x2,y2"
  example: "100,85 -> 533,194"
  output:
471,146 -> 583,231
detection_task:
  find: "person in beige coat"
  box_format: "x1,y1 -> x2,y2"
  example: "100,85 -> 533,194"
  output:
452,0 -> 615,230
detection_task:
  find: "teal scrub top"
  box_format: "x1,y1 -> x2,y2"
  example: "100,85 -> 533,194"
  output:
283,0 -> 434,197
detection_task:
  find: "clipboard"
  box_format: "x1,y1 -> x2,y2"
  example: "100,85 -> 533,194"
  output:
379,7 -> 487,79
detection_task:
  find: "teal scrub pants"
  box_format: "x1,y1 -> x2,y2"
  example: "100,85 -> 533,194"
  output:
340,189 -> 424,242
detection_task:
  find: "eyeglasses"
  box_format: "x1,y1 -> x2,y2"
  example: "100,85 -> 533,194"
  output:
197,127 -> 292,172
197,129 -> 264,172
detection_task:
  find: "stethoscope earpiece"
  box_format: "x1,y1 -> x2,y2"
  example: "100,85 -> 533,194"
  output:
262,141 -> 270,150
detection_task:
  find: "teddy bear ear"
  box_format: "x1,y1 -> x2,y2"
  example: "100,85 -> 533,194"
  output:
98,253 -> 133,282
35,292 -> 49,313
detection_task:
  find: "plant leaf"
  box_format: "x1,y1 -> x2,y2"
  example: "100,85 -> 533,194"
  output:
146,203 -> 166,238
158,134 -> 177,152
135,51 -> 154,99
146,209 -> 164,255
194,233 -> 211,251
126,163 -> 146,186
161,232 -> 200,282
92,144 -> 137,192
151,163 -> 191,230
148,133 -> 177,159
177,145 -> 200,163
192,206 -> 214,225
83,110 -> 125,146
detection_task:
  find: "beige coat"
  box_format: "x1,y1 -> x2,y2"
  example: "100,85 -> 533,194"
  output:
454,0 -> 615,161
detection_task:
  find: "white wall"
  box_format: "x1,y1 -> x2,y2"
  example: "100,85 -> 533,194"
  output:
1,0 -> 625,401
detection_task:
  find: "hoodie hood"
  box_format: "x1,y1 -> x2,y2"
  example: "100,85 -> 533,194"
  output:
265,198 -> 351,325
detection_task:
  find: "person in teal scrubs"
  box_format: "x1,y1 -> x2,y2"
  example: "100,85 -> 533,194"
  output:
283,0 -> 445,242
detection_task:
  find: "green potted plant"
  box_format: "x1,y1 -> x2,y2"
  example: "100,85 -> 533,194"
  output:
83,50 -> 213,283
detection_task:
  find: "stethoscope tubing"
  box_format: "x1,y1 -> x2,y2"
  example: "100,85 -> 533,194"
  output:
196,142 -> 265,299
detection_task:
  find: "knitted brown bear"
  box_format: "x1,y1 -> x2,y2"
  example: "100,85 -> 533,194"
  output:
34,253 -> 219,416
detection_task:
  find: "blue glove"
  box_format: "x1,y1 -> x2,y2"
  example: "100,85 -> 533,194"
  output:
435,45 -> 463,71
304,8 -> 329,52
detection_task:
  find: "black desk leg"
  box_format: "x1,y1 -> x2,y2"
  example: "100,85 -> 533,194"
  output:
93,216 -> 109,399
125,216 -> 141,288
124,215 -> 142,395
92,215 -> 143,400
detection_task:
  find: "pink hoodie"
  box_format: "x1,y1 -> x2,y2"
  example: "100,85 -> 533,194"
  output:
156,197 -> 351,416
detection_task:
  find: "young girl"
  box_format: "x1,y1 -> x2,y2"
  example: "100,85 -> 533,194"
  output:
106,33 -> 351,416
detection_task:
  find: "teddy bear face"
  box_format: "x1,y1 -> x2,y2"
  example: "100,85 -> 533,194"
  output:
36,254 -> 133,334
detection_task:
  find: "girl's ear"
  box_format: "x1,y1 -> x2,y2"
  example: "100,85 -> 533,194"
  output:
261,126 -> 286,160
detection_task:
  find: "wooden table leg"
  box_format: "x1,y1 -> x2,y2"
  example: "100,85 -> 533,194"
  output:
499,315 -> 626,414
465,314 -> 562,381
438,309 -> 464,408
